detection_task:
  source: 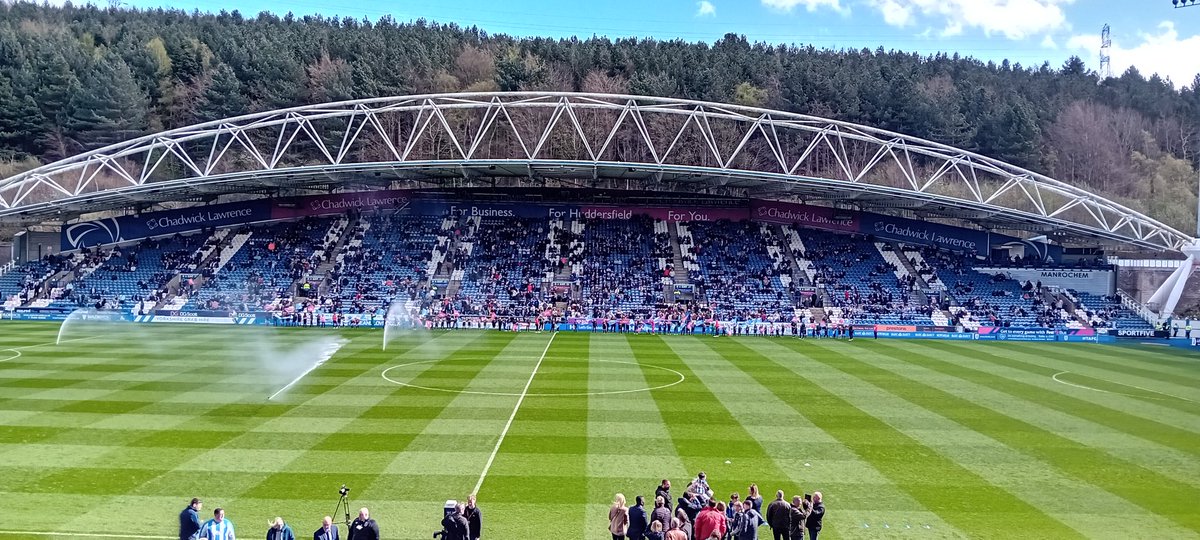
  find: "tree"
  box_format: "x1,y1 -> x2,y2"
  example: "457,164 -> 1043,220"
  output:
0,75 -> 46,158
66,50 -> 149,150
494,47 -> 546,91
732,82 -> 767,108
194,63 -> 248,123
306,52 -> 354,103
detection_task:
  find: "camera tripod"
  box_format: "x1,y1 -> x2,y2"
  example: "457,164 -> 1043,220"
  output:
333,487 -> 352,526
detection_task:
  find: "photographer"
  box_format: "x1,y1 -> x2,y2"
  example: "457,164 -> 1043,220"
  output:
348,508 -> 379,540
440,503 -> 470,540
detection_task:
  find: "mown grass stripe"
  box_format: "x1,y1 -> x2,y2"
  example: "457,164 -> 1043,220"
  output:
584,333 -> 685,539
917,341 -> 1200,452
851,339 -> 1200,532
627,335 -> 793,498
243,331 -> 517,502
919,341 -> 1200,427
742,338 -> 1081,538
482,332 -> 591,536
999,342 -> 1200,389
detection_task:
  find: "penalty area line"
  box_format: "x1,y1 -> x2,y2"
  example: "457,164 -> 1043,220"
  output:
0,531 -> 173,539
1052,371 -> 1197,403
473,331 -> 557,495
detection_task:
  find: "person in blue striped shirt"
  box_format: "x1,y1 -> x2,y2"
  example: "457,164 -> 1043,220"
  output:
199,508 -> 235,540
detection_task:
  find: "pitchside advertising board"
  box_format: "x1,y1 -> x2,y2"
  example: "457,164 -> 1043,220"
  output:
61,189 -> 1058,257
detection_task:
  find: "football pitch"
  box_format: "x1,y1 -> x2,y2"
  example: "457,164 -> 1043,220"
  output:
0,321 -> 1197,539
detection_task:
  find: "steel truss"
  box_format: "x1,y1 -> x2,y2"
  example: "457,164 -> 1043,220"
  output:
0,92 -> 1192,251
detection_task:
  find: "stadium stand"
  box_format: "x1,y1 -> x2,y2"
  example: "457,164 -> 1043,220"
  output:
579,215 -> 664,318
686,220 -> 793,321
324,213 -> 442,315
0,208 -> 1164,334
184,218 -> 333,312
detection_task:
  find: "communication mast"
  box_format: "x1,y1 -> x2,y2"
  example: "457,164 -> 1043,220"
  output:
1099,24 -> 1112,79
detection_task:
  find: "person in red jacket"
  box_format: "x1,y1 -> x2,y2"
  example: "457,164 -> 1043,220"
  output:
693,500 -> 727,540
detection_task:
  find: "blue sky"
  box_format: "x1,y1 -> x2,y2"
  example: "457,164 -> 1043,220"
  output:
118,0 -> 1200,87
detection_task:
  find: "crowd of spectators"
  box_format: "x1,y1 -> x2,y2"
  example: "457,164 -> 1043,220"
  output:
1,210 -> 1170,334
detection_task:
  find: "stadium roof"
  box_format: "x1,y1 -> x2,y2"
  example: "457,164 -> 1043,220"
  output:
0,92 -> 1193,252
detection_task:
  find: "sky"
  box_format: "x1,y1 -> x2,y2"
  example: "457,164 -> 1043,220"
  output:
113,0 -> 1200,88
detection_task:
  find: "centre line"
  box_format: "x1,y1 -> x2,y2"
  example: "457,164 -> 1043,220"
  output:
473,331 -> 557,495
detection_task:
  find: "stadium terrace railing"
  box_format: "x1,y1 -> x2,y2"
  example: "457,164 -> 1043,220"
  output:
1108,258 -> 1186,269
1117,288 -> 1159,325
0,261 -> 13,279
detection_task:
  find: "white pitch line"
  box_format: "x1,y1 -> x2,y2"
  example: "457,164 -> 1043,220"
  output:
473,331 -> 557,495
0,531 -> 173,539
5,335 -> 103,352
1052,371 -> 1197,403
1,336 -> 107,364
381,358 -> 685,397
268,340 -> 346,401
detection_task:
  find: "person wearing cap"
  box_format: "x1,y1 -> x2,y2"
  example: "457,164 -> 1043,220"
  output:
266,517 -> 295,540
179,498 -> 202,540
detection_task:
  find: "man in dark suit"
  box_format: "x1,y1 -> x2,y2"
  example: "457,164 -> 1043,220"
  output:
314,516 -> 339,540
627,495 -> 649,540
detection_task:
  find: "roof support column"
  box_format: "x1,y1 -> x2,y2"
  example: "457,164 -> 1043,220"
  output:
1148,240 -> 1200,320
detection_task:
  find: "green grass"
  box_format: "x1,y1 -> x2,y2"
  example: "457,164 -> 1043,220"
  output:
0,321 -> 1198,539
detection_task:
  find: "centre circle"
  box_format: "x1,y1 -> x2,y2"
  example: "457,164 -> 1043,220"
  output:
380,359 -> 685,397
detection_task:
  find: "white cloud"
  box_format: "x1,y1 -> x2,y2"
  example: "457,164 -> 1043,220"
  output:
878,0 -> 913,27
867,0 -> 1074,40
696,0 -> 716,17
761,0 -> 848,15
1040,35 -> 1058,49
1067,21 -> 1200,87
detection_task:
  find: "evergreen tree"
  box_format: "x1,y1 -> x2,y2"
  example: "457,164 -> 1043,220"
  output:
66,50 -> 149,150
0,74 -> 46,158
194,63 -> 248,122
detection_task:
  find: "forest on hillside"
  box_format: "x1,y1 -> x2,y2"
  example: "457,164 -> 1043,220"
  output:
0,2 -> 1196,231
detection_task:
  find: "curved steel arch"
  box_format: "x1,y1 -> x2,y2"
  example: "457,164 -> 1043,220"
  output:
0,91 -> 1192,251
